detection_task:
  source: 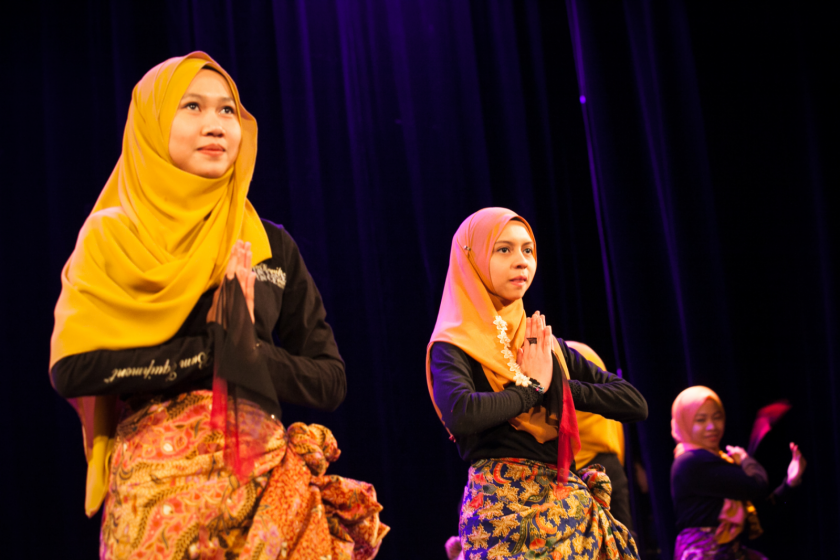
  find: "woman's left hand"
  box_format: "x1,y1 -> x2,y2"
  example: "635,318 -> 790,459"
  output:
725,445 -> 748,465
786,442 -> 806,487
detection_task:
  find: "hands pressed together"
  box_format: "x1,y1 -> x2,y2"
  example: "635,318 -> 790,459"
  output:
516,311 -> 554,390
207,240 -> 256,324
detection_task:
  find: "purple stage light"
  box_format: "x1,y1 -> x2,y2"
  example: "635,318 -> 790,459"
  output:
579,95 -> 586,104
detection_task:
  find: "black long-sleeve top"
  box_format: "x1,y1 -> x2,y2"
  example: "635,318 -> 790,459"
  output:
429,339 -> 648,465
670,449 -> 793,532
50,220 -> 346,418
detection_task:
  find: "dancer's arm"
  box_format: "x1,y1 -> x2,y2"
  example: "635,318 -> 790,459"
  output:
676,450 -> 770,502
430,342 -> 542,437
50,241 -> 251,398
50,327 -> 214,398
258,224 -> 346,411
558,338 -> 648,422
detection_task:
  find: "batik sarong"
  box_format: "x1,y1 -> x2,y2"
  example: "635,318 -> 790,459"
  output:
458,458 -> 638,559
674,528 -> 767,560
100,391 -> 388,559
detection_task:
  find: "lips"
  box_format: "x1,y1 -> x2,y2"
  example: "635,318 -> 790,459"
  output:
198,144 -> 225,156
510,276 -> 528,286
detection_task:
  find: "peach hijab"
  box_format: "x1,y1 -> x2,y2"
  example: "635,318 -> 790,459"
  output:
49,52 -> 271,515
426,208 -> 580,478
671,385 -> 724,457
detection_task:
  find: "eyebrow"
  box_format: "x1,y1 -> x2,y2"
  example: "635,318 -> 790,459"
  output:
493,239 -> 533,245
181,93 -> 236,104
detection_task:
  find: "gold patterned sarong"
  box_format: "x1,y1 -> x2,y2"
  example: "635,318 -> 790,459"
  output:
101,391 -> 388,559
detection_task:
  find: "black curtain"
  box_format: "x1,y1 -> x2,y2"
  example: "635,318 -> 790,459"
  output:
569,1 -> 838,557
3,1 -> 836,558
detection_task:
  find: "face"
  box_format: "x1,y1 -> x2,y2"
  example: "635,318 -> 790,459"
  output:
168,69 -> 242,178
690,398 -> 725,451
489,221 -> 536,305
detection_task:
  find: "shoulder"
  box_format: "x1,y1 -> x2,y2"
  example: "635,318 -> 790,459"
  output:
673,449 -> 724,475
259,219 -> 306,269
429,342 -> 476,375
261,219 -> 297,250
554,338 -> 576,362
80,208 -> 132,240
430,341 -> 469,360
68,208 -> 132,268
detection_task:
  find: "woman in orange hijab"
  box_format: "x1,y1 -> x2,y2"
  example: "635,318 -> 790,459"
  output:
426,208 -> 647,559
670,386 -> 805,560
49,53 -> 387,559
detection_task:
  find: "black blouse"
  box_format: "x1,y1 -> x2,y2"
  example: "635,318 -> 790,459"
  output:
50,220 -> 346,420
429,339 -> 648,465
671,448 -> 792,531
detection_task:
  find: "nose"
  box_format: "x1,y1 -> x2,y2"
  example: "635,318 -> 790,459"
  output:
202,113 -> 225,138
513,250 -> 529,268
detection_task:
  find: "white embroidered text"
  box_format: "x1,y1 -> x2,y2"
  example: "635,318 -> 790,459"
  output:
104,359 -> 177,384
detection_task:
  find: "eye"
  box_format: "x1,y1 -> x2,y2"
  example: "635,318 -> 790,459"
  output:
524,247 -> 534,255
184,102 -> 199,111
497,247 -> 510,254
221,105 -> 236,115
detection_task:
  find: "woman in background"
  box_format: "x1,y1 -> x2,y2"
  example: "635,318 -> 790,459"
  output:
50,52 -> 387,559
426,207 -> 647,559
670,386 -> 805,560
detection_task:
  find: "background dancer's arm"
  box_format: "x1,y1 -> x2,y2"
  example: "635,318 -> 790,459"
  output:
674,450 -> 770,502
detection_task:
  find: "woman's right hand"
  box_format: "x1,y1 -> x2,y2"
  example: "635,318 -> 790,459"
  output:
207,240 -> 256,324
516,311 -> 553,389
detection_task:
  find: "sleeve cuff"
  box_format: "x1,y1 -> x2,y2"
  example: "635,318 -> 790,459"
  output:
567,379 -> 582,402
508,384 -> 543,411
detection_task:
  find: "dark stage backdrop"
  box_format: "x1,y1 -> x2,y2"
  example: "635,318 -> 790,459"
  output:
2,1 -> 836,558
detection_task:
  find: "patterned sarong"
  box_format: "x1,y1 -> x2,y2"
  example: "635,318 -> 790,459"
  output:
674,528 -> 767,560
101,391 -> 388,559
459,458 -> 638,559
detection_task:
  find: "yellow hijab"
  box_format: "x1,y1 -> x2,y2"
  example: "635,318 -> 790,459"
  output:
568,341 -> 625,467
50,52 -> 271,515
426,208 -> 578,449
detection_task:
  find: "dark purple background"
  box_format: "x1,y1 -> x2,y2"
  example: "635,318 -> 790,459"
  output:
3,1 -> 836,558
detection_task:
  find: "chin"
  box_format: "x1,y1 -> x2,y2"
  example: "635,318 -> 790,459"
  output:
192,166 -> 229,179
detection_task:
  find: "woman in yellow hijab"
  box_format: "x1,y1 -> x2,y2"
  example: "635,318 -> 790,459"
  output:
426,208 -> 647,559
50,52 -> 387,560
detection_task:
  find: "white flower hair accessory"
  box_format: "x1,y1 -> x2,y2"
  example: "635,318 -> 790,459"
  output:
494,315 -> 532,387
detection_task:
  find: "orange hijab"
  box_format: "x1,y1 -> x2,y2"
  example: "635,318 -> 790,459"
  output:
671,386 -> 762,543
426,208 -> 580,479
50,52 -> 271,515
